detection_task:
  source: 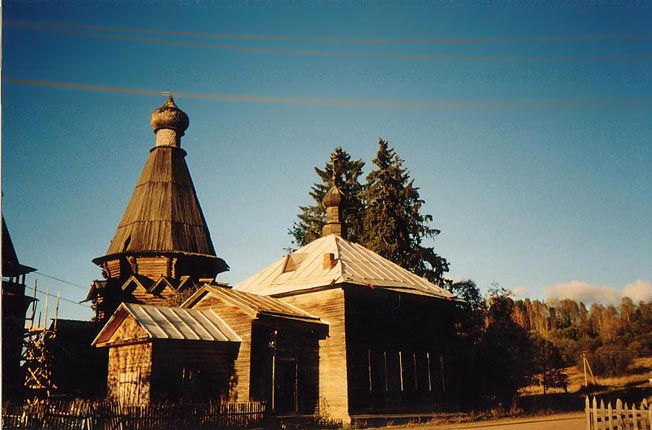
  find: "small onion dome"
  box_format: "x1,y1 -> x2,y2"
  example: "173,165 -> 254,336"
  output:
322,184 -> 343,208
150,94 -> 190,135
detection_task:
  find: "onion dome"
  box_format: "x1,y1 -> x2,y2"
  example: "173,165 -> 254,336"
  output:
322,184 -> 343,208
322,168 -> 345,237
150,94 -> 190,135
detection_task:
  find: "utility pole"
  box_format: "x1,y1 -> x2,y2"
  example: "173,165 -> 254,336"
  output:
582,351 -> 597,387
582,351 -> 588,387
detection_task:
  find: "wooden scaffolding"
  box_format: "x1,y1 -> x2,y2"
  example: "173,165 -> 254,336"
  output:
22,282 -> 60,397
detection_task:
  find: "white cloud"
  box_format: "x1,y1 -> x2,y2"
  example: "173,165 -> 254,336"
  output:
622,280 -> 652,303
512,287 -> 530,298
544,280 -> 623,304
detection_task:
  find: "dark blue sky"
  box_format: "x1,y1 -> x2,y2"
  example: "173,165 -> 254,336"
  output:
3,1 -> 651,320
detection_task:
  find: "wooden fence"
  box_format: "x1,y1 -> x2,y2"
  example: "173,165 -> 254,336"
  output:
1,398 -> 267,430
586,396 -> 652,430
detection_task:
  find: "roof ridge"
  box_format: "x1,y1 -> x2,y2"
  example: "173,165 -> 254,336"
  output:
205,285 -> 257,315
235,233 -> 454,299
333,234 -> 345,276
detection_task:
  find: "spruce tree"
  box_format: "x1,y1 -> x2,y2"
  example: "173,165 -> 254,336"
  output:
361,139 -> 449,284
289,140 -> 448,286
289,147 -> 365,246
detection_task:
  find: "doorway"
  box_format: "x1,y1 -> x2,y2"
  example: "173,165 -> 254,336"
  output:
273,356 -> 297,414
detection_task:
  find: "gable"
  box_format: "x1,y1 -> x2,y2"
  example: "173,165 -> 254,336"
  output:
188,292 -> 254,318
182,285 -> 327,338
121,275 -> 154,295
184,291 -> 256,338
147,275 -> 178,297
110,315 -> 149,344
184,286 -> 323,321
93,308 -> 150,347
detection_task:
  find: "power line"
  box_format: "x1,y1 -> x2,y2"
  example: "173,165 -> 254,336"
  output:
9,19 -> 652,44
4,77 -> 652,110
32,288 -> 92,309
34,272 -> 88,291
7,23 -> 652,62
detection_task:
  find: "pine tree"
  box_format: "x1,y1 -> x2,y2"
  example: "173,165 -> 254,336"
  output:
361,139 -> 449,284
289,147 -> 365,246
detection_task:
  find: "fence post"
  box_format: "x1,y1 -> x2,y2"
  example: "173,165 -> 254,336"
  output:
642,400 -> 648,430
607,401 -> 613,430
599,399 -> 605,430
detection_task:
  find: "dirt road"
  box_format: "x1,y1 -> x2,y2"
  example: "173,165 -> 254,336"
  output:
386,412 -> 585,430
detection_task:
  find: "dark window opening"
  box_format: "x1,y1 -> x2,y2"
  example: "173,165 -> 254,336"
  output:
122,236 -> 131,252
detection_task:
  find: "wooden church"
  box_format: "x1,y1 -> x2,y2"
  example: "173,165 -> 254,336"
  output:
85,95 -> 229,323
92,97 -> 459,425
234,181 -> 459,422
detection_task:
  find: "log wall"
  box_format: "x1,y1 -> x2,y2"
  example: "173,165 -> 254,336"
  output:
189,296 -> 254,402
343,287 -> 455,413
150,341 -> 239,401
107,342 -> 153,405
133,257 -> 168,279
249,321 -> 320,414
280,288 -> 350,424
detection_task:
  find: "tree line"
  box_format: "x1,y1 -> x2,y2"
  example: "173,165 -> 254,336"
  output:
291,141 -> 651,411
512,295 -> 652,377
449,281 -> 652,409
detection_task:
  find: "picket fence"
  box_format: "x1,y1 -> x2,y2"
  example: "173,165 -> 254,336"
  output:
586,396 -> 652,430
1,398 -> 267,430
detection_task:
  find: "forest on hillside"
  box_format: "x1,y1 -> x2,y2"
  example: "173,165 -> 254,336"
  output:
512,295 -> 652,376
449,281 -> 652,409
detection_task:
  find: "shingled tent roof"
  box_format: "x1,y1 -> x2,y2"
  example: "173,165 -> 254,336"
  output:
95,146 -> 215,259
234,234 -> 455,300
92,97 -> 225,271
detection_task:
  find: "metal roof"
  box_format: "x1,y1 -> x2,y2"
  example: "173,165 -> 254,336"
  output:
93,302 -> 241,347
234,234 -> 455,300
